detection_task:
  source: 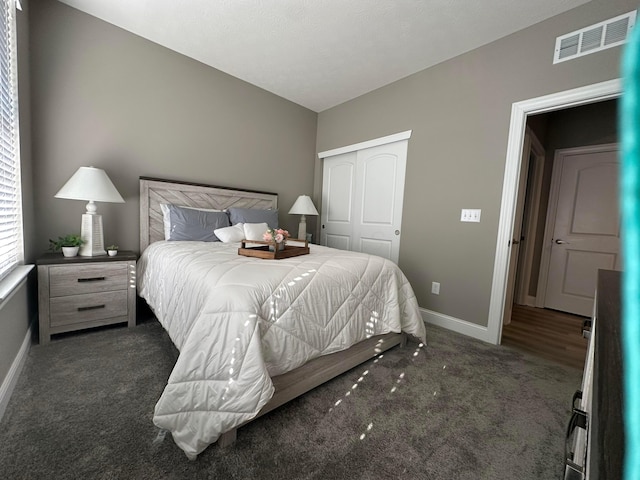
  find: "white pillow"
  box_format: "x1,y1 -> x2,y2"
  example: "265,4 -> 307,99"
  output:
214,223 -> 245,243
160,203 -> 224,240
243,222 -> 269,241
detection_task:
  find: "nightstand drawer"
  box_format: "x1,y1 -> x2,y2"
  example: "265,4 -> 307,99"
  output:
49,290 -> 128,327
49,263 -> 128,297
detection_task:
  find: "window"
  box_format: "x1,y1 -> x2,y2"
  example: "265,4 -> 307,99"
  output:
0,0 -> 21,281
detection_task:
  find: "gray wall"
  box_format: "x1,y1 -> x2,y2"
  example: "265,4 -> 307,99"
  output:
30,0 -> 318,254
545,100 -> 618,149
0,0 -> 35,395
315,0 -> 634,327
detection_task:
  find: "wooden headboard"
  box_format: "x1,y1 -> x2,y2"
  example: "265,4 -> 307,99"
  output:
139,177 -> 278,252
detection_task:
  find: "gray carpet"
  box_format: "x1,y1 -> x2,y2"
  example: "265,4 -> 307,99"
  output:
0,319 -> 581,479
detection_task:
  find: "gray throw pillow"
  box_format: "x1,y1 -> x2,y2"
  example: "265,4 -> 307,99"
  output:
167,204 -> 230,242
228,207 -> 279,229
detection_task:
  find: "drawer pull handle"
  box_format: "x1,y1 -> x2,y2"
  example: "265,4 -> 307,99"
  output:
77,304 -> 106,312
78,277 -> 106,282
565,406 -> 588,462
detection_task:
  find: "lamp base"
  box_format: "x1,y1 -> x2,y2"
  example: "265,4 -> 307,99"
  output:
79,213 -> 106,256
297,216 -> 307,241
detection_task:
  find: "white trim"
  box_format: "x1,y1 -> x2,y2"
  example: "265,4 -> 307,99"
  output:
0,264 -> 33,305
487,79 -> 622,345
318,130 -> 412,159
0,326 -> 31,421
420,308 -> 494,344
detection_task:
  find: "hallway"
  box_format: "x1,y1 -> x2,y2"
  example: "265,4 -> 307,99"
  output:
502,304 -> 589,370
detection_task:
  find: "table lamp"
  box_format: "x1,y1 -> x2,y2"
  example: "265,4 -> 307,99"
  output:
54,166 -> 125,256
288,195 -> 319,240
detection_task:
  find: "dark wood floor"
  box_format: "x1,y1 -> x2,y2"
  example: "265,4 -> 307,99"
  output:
502,304 -> 589,370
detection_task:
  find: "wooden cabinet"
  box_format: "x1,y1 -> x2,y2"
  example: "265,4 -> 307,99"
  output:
37,251 -> 137,344
564,269 -> 622,479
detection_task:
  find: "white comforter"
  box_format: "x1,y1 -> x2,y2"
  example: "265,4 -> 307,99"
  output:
137,241 -> 426,459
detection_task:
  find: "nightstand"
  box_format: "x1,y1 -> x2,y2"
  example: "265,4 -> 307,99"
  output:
37,251 -> 137,344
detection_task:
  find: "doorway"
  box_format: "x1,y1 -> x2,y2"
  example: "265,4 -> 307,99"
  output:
501,103 -> 618,365
487,79 -> 621,345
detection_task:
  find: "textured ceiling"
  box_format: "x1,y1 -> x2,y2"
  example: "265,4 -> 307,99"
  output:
57,0 -> 591,112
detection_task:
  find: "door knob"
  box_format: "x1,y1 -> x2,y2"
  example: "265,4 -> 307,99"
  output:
511,239 -> 520,245
555,239 -> 569,244
395,230 -> 400,235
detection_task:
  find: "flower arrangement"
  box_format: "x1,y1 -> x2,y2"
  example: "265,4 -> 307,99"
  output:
263,228 -> 290,244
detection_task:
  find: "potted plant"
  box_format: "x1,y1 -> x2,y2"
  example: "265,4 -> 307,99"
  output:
107,244 -> 119,257
49,234 -> 85,257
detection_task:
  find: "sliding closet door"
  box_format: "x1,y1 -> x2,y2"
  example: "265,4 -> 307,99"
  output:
320,139 -> 407,263
321,152 -> 357,251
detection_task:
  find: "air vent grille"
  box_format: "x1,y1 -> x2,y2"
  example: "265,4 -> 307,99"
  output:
554,10 -> 636,64
581,26 -> 603,52
605,16 -> 631,45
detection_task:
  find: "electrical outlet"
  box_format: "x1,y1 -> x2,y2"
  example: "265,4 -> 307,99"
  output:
431,282 -> 440,295
461,209 -> 481,222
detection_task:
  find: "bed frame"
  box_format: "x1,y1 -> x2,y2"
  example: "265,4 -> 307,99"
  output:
139,176 -> 407,447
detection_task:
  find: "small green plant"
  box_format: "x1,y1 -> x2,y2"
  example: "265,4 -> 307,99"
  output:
107,244 -> 119,251
49,234 -> 85,251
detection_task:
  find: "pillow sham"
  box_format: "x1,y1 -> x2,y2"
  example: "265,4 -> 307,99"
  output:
228,207 -> 278,229
160,203 -> 225,240
163,204 -> 230,242
214,223 -> 245,243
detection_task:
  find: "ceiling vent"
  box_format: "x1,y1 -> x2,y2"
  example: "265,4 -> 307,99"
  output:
554,10 -> 636,64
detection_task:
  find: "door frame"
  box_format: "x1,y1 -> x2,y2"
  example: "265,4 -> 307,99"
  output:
514,128 -> 546,306
535,143 -> 620,309
502,128 -> 536,328
487,79 -> 621,345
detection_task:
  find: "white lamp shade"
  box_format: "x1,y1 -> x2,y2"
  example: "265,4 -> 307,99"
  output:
55,166 -> 125,203
288,195 -> 318,216
54,167 -> 124,257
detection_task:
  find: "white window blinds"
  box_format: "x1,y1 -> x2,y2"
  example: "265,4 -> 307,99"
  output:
0,0 -> 22,281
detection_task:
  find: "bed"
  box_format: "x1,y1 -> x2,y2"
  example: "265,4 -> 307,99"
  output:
137,177 -> 427,459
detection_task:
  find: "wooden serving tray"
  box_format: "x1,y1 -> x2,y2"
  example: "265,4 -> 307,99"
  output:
238,239 -> 310,260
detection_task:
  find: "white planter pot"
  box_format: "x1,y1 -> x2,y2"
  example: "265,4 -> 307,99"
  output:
62,246 -> 79,257
107,250 -> 118,257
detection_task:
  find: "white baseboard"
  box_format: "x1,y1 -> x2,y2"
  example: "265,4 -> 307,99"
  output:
0,327 -> 31,421
420,308 -> 496,344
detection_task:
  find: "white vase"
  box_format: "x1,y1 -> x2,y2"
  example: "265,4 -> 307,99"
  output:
62,246 -> 79,257
107,250 -> 118,257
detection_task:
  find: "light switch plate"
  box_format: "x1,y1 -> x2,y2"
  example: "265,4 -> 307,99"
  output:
461,209 -> 481,222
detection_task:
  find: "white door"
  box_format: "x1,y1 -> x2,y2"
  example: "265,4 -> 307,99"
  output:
542,144 -> 620,316
320,139 -> 408,263
514,130 -> 546,307
321,152 -> 357,251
